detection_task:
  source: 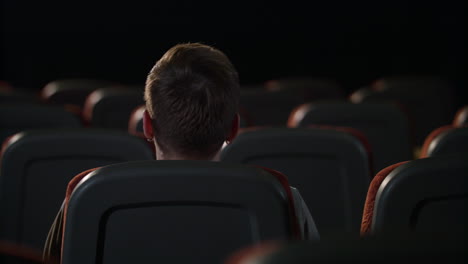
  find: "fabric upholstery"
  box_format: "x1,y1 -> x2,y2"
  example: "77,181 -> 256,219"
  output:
420,125 -> 454,158
360,161 -> 409,235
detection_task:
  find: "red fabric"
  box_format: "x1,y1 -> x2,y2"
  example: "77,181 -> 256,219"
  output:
61,167 -> 101,258
255,166 -> 301,239
0,240 -> 45,263
420,125 -> 454,158
360,161 -> 408,235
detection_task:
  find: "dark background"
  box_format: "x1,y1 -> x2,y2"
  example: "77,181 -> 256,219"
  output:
1,1 -> 465,98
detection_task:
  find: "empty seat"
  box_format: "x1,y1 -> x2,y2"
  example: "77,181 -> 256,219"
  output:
453,105 -> 468,127
220,127 -> 372,238
240,89 -> 314,127
288,102 -> 412,172
264,77 -> 345,101
420,126 -> 468,158
83,87 -> 144,130
240,77 -> 346,127
351,75 -> 457,146
224,235 -> 467,264
61,160 -> 299,264
41,79 -> 116,107
0,129 -> 154,250
0,103 -> 81,145
361,155 -> 468,236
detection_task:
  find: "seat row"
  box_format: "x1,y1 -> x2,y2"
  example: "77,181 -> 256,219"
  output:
1,150 -> 466,263
61,154 -> 468,264
2,98 -> 466,173
2,75 -> 462,143
0,124 -> 466,251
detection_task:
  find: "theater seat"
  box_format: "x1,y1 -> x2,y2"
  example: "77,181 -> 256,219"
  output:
420,126 -> 468,158
288,102 -> 412,172
0,129 -> 154,251
0,103 -> 81,145
351,75 -> 457,146
41,79 -> 115,108
240,83 -> 344,127
454,105 -> 468,127
361,155 -> 467,236
221,127 -> 372,238
61,161 -> 299,264
83,87 -> 144,130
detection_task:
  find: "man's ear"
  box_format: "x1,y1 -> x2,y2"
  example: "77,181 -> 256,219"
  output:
226,114 -> 240,143
143,110 -> 154,140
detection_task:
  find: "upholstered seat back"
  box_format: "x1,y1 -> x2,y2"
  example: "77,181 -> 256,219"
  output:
289,102 -> 412,171
83,87 -> 144,130
221,127 -> 372,238
0,103 -> 81,145
361,155 -> 468,236
350,76 -> 457,146
62,161 -> 296,264
420,126 -> 468,157
0,129 -> 154,250
41,79 -> 115,107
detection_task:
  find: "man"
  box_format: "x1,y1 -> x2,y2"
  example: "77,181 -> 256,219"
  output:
43,43 -> 318,263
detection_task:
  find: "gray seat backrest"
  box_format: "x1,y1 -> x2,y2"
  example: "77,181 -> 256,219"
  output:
423,127 -> 468,157
289,102 -> 412,172
0,129 -> 154,250
84,87 -> 144,130
62,160 -> 295,264
221,127 -> 372,238
0,103 -> 81,145
372,155 -> 468,235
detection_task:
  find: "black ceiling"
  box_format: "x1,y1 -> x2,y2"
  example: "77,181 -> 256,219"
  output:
1,1 -> 465,96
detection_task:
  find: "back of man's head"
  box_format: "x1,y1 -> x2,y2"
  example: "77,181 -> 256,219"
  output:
144,43 -> 240,159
